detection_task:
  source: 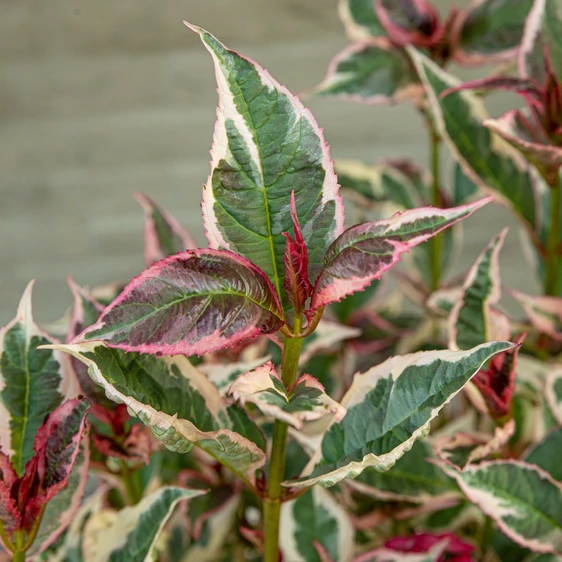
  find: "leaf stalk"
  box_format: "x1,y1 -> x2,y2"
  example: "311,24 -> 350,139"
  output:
545,177 -> 561,296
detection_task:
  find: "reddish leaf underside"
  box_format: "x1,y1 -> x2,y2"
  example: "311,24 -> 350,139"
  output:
79,249 -> 285,357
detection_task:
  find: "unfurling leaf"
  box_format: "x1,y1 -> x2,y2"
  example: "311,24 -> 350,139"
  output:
310,198 -> 491,311
510,289 -> 562,341
135,192 -> 197,266
456,0 -> 533,64
438,460 -> 562,554
285,342 -> 512,488
0,282 -> 80,477
311,38 -> 421,104
409,48 -> 542,234
53,342 -> 266,485
82,487 -> 206,562
284,192 -> 313,314
280,487 -> 354,562
449,229 -> 509,350
188,23 -> 344,302
229,362 -> 346,429
79,250 -> 284,357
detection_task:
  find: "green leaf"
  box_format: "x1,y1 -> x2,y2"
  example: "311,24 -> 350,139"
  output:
286,341 -> 513,488
448,229 -> 509,350
229,362 -> 346,429
0,282 -> 79,476
338,0 -> 385,39
81,250 -> 284,357
312,39 -> 420,104
457,0 -> 533,63
510,289 -> 562,342
82,487 -> 206,562
135,192 -> 197,266
188,23 -> 344,303
351,440 -> 458,502
53,342 -> 267,486
525,428 -> 562,482
439,460 -> 562,554
409,48 -> 543,234
280,487 -> 353,562
452,161 -> 479,205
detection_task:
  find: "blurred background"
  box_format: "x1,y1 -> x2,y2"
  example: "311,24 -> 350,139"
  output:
0,0 -> 533,325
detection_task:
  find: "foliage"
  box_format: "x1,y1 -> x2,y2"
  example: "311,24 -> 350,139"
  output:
3,2 -> 562,561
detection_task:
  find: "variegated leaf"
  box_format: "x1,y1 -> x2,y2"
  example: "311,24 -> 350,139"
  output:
285,341 -> 512,488
0,282 -> 80,476
229,362 -> 346,429
510,289 -> 562,341
83,487 -> 206,562
311,38 -> 421,104
432,419 -> 515,471
484,111 -> 562,174
355,541 -> 451,562
298,319 -> 361,366
545,367 -> 562,426
520,0 -> 562,82
338,0 -> 385,40
449,229 -> 509,350
135,192 -> 197,267
349,440 -> 458,503
310,198 -> 491,311
409,48 -> 542,233
456,0 -> 534,64
452,161 -> 479,205
199,356 -> 271,395
51,342 -> 267,486
438,460 -> 562,554
280,487 -> 354,562
188,23 -> 344,302
79,250 -> 284,357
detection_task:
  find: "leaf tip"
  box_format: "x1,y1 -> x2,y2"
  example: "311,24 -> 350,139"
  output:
16,279 -> 36,326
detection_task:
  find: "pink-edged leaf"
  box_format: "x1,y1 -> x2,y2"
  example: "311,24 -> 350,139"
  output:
437,459 -> 562,554
510,289 -> 562,341
134,192 -> 197,267
283,192 -> 313,314
79,249 -> 284,357
310,38 -> 422,105
473,334 -> 523,420
454,0 -> 535,66
545,366 -> 562,425
228,362 -> 346,429
188,24 -> 344,302
520,0 -> 562,84
448,229 -> 508,351
484,109 -> 562,172
0,452 -> 19,539
374,0 -> 440,47
310,198 -> 491,311
441,75 -> 543,103
355,540 -> 451,561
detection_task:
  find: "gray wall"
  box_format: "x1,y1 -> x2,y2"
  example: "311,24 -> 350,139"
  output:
0,0 -> 533,326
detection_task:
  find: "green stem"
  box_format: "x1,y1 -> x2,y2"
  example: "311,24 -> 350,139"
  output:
429,132 -> 443,292
480,515 -> 494,558
12,551 -> 25,562
263,333 -> 304,562
545,181 -> 561,296
120,460 -> 143,505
